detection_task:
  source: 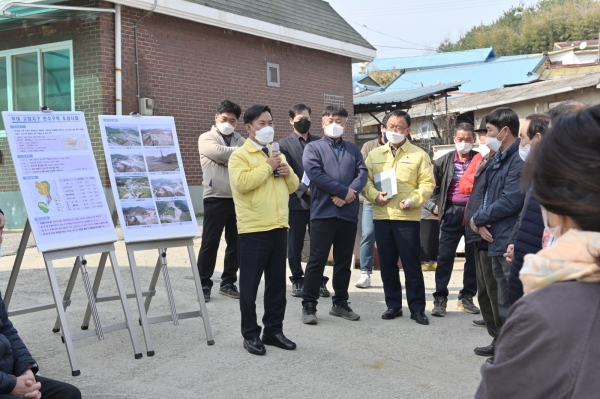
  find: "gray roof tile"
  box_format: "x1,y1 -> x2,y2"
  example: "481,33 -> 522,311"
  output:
185,0 -> 375,50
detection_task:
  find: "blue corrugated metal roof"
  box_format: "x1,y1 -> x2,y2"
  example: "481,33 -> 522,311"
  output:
487,54 -> 534,62
354,81 -> 465,106
385,56 -> 544,94
366,47 -> 495,72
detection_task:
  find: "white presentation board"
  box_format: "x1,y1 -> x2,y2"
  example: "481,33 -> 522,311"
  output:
98,115 -> 199,243
2,111 -> 118,253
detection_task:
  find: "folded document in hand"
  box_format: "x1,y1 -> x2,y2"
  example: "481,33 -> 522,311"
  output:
374,169 -> 397,200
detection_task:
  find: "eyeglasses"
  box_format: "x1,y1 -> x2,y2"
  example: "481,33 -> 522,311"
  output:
384,125 -> 409,133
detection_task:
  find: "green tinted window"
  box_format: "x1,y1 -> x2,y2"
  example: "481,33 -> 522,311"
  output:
43,49 -> 71,111
13,53 -> 39,111
0,58 -> 7,130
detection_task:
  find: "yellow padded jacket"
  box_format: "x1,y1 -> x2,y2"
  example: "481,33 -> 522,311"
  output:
362,140 -> 435,222
229,139 -> 299,234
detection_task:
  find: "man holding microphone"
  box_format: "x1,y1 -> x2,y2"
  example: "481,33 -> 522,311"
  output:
229,104 -> 299,356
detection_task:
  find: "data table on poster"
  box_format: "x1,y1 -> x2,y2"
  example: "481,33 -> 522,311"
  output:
98,115 -> 199,243
2,111 -> 118,252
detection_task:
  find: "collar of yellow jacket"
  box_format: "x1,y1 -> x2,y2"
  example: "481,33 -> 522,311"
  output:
520,229 -> 600,294
243,138 -> 270,155
383,140 -> 411,156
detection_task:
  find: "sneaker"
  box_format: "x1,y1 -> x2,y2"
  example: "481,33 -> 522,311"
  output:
219,283 -> 240,299
474,340 -> 495,357
431,296 -> 447,317
291,282 -> 303,297
319,282 -> 331,297
355,273 -> 371,288
329,301 -> 360,321
457,294 -> 480,314
472,319 -> 486,327
302,305 -> 318,325
202,286 -> 211,303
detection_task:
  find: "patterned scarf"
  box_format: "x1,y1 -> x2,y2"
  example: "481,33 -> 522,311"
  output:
520,230 -> 600,294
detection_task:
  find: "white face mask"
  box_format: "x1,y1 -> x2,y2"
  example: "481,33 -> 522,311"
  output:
251,125 -> 274,145
325,123 -> 344,138
386,132 -> 405,144
455,142 -> 473,154
477,144 -> 490,157
541,206 -> 563,238
217,122 -> 234,136
519,143 -> 530,162
486,129 -> 506,152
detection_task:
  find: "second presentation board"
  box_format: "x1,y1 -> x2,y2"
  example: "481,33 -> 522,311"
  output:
98,115 -> 199,243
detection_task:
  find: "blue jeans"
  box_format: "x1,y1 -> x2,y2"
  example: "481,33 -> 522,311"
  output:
359,203 -> 375,273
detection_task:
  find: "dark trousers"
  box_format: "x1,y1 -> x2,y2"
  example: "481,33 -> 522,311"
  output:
302,218 -> 357,306
238,228 -> 287,339
374,220 -> 426,313
433,204 -> 477,298
0,375 -> 81,399
288,210 -> 328,285
475,243 -> 502,339
197,197 -> 238,288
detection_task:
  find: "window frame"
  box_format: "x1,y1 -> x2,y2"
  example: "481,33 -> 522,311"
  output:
0,40 -> 74,137
266,62 -> 280,88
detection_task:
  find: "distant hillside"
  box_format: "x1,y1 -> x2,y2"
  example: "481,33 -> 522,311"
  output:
438,0 -> 600,56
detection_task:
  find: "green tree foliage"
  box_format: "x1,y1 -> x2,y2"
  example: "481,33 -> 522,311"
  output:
368,66 -> 402,86
438,0 -> 600,55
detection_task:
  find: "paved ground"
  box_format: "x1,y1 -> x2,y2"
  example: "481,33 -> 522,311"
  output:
0,228 -> 488,398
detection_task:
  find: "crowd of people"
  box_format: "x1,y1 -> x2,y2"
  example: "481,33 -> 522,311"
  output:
0,97 -> 596,397
198,98 -> 600,395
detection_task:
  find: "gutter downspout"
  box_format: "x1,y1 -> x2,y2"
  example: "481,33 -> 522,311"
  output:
115,4 -> 122,115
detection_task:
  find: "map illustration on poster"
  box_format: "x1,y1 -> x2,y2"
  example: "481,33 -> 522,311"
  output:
98,115 -> 199,243
2,111 -> 118,252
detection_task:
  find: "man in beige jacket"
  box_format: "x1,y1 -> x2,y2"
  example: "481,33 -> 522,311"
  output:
197,100 -> 245,302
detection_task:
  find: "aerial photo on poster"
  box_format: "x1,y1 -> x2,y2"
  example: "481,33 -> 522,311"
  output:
156,200 -> 192,223
141,125 -> 175,146
110,152 -> 147,173
151,177 -> 185,197
144,149 -> 180,172
116,176 -> 152,199
106,124 -> 142,146
122,203 -> 159,226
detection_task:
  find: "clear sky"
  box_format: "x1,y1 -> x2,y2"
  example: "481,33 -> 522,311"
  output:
327,0 -> 539,60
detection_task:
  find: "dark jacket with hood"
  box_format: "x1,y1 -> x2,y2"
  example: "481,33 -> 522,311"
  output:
472,139 -> 525,256
302,136 -> 368,224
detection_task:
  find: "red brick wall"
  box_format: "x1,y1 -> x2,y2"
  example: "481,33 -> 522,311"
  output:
0,2 -> 355,189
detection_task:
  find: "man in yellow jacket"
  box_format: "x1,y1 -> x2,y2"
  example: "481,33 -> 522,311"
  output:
362,110 -> 435,326
229,104 -> 299,356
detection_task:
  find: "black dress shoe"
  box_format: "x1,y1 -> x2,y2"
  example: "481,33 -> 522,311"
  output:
381,308 -> 403,320
261,333 -> 297,350
410,311 -> 430,325
243,337 -> 266,356
474,343 -> 495,357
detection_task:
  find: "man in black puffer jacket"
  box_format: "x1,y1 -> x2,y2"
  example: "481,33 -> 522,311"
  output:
0,208 -> 81,399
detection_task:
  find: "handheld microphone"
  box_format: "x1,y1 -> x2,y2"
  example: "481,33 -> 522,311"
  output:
271,142 -> 280,178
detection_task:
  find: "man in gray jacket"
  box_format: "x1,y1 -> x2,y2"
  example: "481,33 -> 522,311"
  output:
197,100 -> 245,302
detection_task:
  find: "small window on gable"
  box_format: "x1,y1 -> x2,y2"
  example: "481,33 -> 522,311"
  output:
267,62 -> 280,87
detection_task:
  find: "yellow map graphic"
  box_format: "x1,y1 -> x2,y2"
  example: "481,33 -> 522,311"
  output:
36,181 -> 52,199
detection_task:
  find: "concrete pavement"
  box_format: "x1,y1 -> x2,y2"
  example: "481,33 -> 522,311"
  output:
0,229 -> 486,398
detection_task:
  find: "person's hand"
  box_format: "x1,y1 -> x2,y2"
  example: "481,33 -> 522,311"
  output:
276,162 -> 291,177
433,206 -> 438,215
345,189 -> 357,203
470,217 -> 480,234
375,192 -> 389,206
11,370 -> 40,399
399,199 -> 412,210
266,155 -> 281,171
0,212 -> 5,229
504,244 -> 514,263
331,196 -> 346,207
479,225 -> 494,243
